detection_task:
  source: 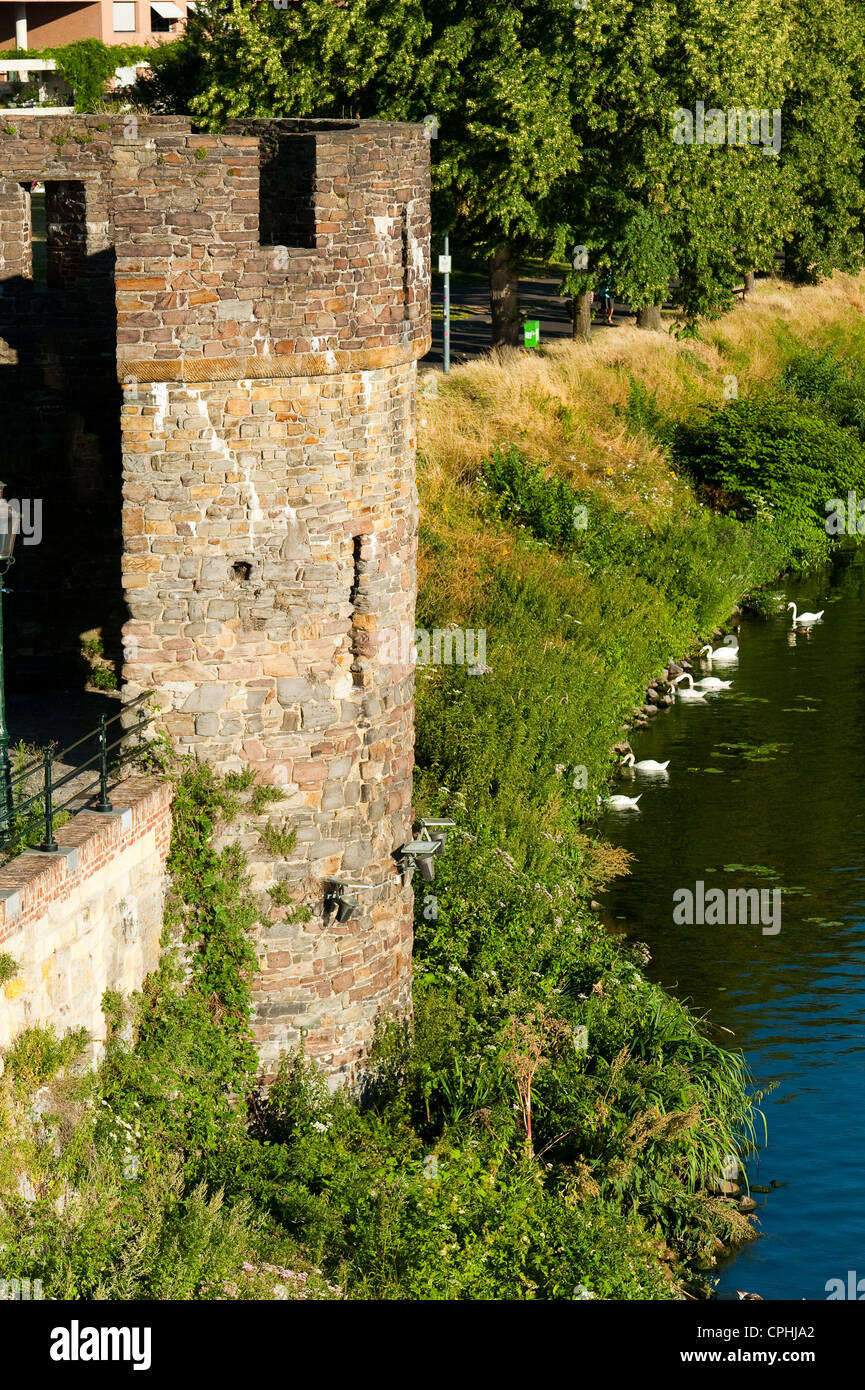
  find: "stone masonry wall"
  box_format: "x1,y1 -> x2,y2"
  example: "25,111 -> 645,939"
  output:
121,363 -> 419,1076
0,776 -> 173,1061
0,115 -> 431,1082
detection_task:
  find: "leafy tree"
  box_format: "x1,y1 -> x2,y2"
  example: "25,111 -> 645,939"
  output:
160,0 -> 432,123
559,0 -> 792,331
780,0 -> 865,282
142,0 -> 594,346
419,0 -> 592,345
139,0 -> 865,339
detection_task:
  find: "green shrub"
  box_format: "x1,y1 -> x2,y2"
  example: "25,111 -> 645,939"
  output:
672,395 -> 865,565
624,375 -> 673,445
782,346 -> 865,439
51,40 -> 146,112
3,1024 -> 89,1092
481,444 -> 588,549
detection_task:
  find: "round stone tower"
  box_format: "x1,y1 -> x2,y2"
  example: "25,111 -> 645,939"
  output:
114,118 -> 431,1080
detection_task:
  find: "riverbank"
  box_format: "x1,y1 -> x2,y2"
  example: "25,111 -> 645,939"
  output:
3,275 -> 865,1300
408,271 -> 865,1294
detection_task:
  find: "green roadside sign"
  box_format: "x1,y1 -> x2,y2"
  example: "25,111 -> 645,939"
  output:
524,320 -> 540,348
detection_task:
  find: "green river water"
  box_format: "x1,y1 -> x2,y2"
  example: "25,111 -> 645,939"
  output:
599,549 -> 865,1301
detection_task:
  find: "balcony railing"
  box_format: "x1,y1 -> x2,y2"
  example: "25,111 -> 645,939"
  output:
0,689 -> 156,859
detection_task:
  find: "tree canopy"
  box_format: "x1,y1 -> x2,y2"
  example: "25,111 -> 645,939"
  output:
135,0 -> 865,339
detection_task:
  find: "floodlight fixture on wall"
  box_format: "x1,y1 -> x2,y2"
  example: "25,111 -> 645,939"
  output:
323,879 -> 369,923
398,836 -> 442,883
418,817 -> 456,848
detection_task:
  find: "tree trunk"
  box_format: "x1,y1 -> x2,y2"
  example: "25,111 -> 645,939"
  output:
636,304 -> 663,331
488,244 -> 521,347
743,271 -> 755,297
572,291 -> 592,341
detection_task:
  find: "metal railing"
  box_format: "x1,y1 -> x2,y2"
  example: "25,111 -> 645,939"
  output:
0,690 -> 156,859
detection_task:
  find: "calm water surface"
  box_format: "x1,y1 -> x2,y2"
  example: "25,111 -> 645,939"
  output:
598,551 -> 865,1301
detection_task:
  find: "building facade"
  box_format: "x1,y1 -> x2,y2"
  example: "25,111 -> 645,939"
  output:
0,0 -> 189,53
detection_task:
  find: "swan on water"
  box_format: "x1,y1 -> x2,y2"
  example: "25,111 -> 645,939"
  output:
699,640 -> 739,665
786,601 -> 824,625
600,793 -> 642,810
693,675 -> 733,691
672,673 -> 708,701
620,752 -> 670,773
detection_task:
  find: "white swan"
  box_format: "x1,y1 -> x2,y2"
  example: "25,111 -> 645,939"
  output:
620,752 -> 670,773
786,601 -> 824,625
693,675 -> 733,691
699,640 -> 739,665
673,673 -> 708,702
601,793 -> 642,810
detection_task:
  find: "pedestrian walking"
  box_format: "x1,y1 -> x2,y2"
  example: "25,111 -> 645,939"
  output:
597,272 -> 615,325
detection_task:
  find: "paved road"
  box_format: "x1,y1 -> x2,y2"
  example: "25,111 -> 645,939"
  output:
421,274 -> 633,367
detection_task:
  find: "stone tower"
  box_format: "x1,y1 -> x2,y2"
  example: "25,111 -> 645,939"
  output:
0,115 -> 431,1081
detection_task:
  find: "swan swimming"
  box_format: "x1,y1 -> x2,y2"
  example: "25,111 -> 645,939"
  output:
601,793 -> 642,810
672,673 -> 708,701
693,675 -> 733,691
786,601 -> 824,625
620,752 -> 670,773
699,639 -> 739,665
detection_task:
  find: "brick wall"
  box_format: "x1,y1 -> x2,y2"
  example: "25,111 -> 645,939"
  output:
0,775 -> 173,1059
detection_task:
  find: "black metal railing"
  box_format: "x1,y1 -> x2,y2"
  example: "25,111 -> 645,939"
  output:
0,690 -> 156,859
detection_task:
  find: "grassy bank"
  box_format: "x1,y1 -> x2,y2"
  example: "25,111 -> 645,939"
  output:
415,272 -> 865,852
3,276 -> 865,1300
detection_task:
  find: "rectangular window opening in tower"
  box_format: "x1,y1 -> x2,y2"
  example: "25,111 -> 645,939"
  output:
19,182 -> 45,285
23,182 -> 88,289
349,534 -> 365,688
259,133 -> 317,251
47,183 -> 88,289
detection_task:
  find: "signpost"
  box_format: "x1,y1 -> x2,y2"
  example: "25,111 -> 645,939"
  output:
524,319 -> 540,349
440,236 -> 451,373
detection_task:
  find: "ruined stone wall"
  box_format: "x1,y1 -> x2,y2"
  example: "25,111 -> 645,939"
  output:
0,115 -> 431,1082
114,122 -> 429,1078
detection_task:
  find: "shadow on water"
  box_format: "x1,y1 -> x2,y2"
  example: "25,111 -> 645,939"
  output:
598,549 -> 865,1300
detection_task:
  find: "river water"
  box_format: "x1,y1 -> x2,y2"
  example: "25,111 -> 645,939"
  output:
598,550 -> 865,1301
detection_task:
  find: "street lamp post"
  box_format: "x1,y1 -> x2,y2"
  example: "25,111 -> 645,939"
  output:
0,485 -> 19,836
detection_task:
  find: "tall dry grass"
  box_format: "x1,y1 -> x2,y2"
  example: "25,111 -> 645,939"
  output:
418,270 -> 865,523
415,271 -> 865,614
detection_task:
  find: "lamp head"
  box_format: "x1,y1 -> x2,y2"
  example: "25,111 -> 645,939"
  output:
399,837 -> 442,883
418,817 -> 456,847
323,878 -> 367,922
0,486 -> 18,564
